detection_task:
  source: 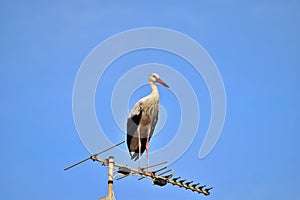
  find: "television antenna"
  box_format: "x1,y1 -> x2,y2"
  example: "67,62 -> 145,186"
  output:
64,141 -> 212,199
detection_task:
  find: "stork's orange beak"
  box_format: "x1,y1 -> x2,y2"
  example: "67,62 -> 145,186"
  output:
156,78 -> 169,88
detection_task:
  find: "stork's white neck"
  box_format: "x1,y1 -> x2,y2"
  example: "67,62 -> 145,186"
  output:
149,81 -> 159,101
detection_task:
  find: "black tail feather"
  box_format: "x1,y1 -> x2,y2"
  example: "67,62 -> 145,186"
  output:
130,152 -> 139,161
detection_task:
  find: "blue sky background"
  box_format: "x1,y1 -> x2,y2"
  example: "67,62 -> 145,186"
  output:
1,1 -> 300,199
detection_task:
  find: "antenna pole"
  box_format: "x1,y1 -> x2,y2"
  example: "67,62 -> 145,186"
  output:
107,156 -> 114,199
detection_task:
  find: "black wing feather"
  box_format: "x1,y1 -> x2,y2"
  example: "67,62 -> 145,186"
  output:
126,103 -> 159,161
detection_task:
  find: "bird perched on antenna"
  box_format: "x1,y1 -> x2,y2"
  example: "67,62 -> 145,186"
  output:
126,73 -> 169,171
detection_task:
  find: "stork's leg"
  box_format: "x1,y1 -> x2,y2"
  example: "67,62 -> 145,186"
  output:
146,134 -> 149,169
137,127 -> 141,170
146,129 -> 151,174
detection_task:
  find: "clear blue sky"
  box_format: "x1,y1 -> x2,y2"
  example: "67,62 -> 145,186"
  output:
1,1 -> 299,200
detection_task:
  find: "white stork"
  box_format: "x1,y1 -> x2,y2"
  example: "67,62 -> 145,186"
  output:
127,73 -> 169,170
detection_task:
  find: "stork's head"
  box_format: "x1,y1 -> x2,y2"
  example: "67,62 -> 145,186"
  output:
149,73 -> 169,88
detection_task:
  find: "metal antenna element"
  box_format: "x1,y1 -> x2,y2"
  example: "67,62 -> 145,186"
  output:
172,176 -> 181,181
158,169 -> 172,176
198,185 -> 206,190
64,141 -> 124,171
192,183 -> 200,188
141,161 -> 168,170
185,181 -> 193,186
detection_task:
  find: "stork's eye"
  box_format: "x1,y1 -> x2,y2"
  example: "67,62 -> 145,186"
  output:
152,74 -> 157,78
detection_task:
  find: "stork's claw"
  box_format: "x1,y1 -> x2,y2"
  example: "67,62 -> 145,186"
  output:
146,170 -> 155,177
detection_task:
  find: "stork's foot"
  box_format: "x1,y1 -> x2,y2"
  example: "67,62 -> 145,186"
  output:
145,170 -> 155,177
